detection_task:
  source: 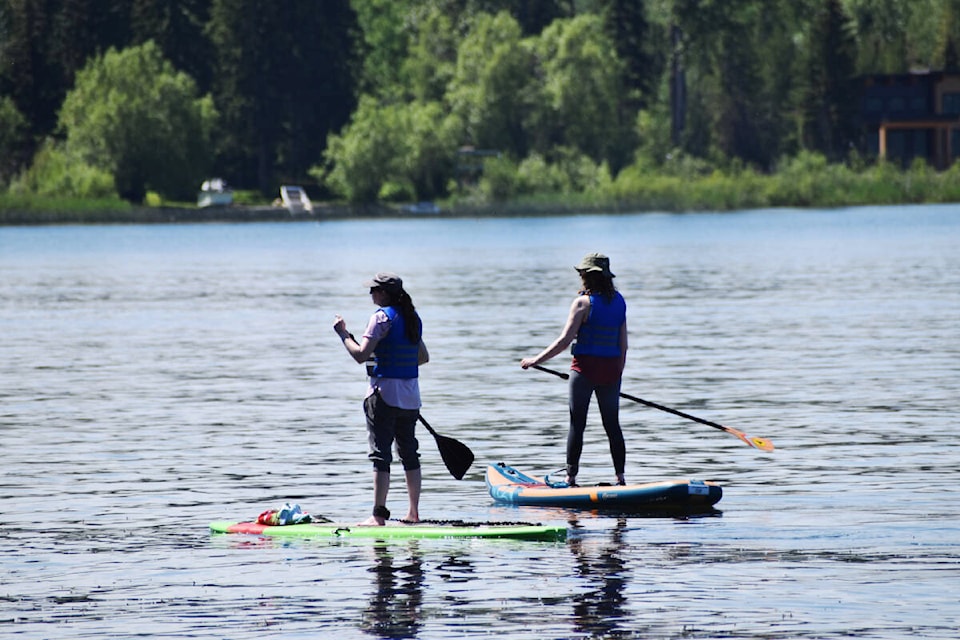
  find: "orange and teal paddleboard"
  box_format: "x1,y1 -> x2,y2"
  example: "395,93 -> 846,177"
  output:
486,463 -> 722,512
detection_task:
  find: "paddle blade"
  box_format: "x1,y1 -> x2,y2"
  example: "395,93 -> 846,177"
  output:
418,415 -> 475,479
433,433 -> 475,480
724,426 -> 775,452
750,436 -> 775,452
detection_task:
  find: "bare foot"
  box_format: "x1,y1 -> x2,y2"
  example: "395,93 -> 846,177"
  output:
402,513 -> 420,523
357,515 -> 386,526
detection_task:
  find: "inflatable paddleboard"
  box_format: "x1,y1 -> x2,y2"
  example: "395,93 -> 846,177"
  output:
210,519 -> 566,541
486,463 -> 722,512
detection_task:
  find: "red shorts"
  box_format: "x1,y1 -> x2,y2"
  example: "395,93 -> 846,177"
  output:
571,355 -> 623,385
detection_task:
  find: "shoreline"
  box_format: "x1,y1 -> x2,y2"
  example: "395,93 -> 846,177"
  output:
0,200 -> 660,226
2,196 -> 958,226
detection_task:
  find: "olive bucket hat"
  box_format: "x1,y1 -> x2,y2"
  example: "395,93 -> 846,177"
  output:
575,253 -> 615,278
364,272 -> 403,293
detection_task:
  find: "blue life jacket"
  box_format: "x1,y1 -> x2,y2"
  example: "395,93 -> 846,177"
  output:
372,306 -> 421,379
572,292 -> 626,358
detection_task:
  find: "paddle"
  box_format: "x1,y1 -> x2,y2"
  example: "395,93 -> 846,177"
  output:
530,364 -> 775,452
418,415 -> 475,479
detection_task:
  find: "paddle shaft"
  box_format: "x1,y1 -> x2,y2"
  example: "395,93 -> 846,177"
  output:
532,364 -> 725,426
417,414 -> 439,438
530,364 -> 773,450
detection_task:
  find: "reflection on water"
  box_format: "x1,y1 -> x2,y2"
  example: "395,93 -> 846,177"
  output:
2,205 -> 959,638
568,518 -> 628,637
363,542 -> 425,639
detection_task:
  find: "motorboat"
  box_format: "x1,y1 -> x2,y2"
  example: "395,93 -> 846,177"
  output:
197,178 -> 234,207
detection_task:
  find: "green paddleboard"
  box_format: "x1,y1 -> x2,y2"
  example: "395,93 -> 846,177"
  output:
210,520 -> 566,541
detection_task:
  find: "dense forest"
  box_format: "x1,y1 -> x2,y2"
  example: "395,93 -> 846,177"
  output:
2,0 -> 960,208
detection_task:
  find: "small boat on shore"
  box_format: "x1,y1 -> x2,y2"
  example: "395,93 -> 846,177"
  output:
277,185 -> 313,215
197,178 -> 234,208
486,462 -> 722,513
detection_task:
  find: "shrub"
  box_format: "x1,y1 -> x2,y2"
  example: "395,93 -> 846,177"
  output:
9,141 -> 117,199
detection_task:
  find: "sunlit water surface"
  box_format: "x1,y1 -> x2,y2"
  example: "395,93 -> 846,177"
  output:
2,205 -> 958,638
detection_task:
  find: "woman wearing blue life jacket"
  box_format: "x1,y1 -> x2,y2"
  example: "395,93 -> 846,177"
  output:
334,272 -> 429,525
521,253 -> 628,487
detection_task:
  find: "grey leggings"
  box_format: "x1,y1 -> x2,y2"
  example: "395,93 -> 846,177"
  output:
567,369 -> 625,478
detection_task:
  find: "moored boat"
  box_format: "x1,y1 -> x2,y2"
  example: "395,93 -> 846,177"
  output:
486,462 -> 722,513
197,177 -> 234,207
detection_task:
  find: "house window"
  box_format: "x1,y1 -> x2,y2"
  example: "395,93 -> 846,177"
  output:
865,97 -> 883,112
909,96 -> 928,113
913,130 -> 928,160
943,92 -> 960,115
887,130 -> 906,157
889,96 -> 906,112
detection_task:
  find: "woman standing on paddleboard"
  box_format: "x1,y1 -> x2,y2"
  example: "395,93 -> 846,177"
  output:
520,253 -> 628,487
334,272 -> 429,525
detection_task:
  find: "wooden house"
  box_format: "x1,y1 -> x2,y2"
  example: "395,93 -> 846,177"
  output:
860,71 -> 960,168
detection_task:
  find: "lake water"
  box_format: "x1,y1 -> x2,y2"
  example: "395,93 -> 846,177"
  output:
1,205 -> 958,639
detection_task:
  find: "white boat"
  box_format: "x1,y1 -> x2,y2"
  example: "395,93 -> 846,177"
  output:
197,178 -> 233,208
278,185 -> 313,215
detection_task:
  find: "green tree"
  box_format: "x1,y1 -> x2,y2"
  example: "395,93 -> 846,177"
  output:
663,0 -> 811,168
400,100 -> 461,199
351,0 -> 414,97
58,41 -> 217,202
0,0 -> 60,141
8,139 -> 117,199
598,0 -> 664,110
534,14 -> 631,168
0,95 -> 29,185
843,0 -> 946,73
402,5 -> 459,103
0,0 -> 133,159
711,17 -> 773,167
447,11 -> 536,157
51,0 -> 131,74
318,96 -> 460,203
208,0 -> 359,191
496,0 -> 570,35
935,0 -> 960,70
803,0 -> 858,161
318,95 -> 407,203
130,0 -> 213,92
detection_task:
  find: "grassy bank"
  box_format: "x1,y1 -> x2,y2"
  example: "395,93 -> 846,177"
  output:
0,193 -> 134,224
604,155 -> 960,211
4,157 -> 960,225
